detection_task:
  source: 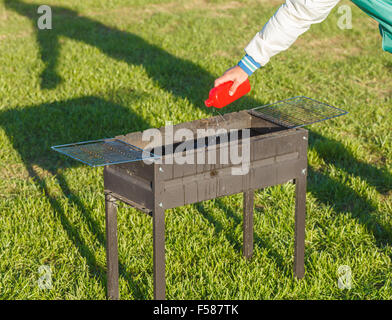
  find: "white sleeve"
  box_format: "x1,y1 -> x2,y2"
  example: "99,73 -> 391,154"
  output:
245,0 -> 341,66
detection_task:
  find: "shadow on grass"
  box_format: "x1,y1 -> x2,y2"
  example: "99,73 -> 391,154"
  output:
2,0 -> 269,298
3,0 -> 391,298
385,60 -> 392,72
308,132 -> 392,248
195,199 -> 289,276
4,0 -> 222,111
0,96 -> 150,299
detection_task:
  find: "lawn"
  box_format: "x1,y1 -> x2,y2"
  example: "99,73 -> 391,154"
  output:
0,0 -> 391,300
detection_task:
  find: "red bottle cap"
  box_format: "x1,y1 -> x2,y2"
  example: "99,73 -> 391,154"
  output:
204,99 -> 213,107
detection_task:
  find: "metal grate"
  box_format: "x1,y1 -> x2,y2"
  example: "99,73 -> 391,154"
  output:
249,96 -> 348,128
51,139 -> 159,167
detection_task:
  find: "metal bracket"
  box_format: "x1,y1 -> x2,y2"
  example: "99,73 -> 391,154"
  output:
105,193 -> 118,207
104,190 -> 152,216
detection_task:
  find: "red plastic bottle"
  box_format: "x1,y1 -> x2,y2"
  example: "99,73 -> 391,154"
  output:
204,79 -> 251,108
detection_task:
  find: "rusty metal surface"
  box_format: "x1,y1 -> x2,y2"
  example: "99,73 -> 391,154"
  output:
153,163 -> 166,300
294,174 -> 307,279
105,193 -> 119,300
243,190 -> 254,259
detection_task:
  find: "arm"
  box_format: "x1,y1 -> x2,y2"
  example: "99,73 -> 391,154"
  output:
216,0 -> 341,94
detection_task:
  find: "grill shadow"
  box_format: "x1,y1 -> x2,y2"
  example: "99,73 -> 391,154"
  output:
0,96 -> 151,299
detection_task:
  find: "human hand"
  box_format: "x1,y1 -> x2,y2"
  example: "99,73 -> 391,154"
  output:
214,66 -> 249,96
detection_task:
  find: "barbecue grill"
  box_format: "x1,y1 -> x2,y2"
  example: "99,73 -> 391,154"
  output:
52,96 -> 347,300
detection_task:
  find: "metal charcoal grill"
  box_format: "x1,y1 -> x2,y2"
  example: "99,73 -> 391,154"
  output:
51,96 -> 347,300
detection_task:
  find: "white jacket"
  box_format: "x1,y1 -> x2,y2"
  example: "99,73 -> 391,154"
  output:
238,0 -> 341,75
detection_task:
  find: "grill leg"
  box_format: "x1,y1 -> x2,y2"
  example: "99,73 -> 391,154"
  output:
243,190 -> 254,259
105,193 -> 119,300
153,206 -> 165,300
294,175 -> 306,279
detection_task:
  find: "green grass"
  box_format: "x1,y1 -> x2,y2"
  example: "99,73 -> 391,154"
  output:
0,0 -> 391,299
